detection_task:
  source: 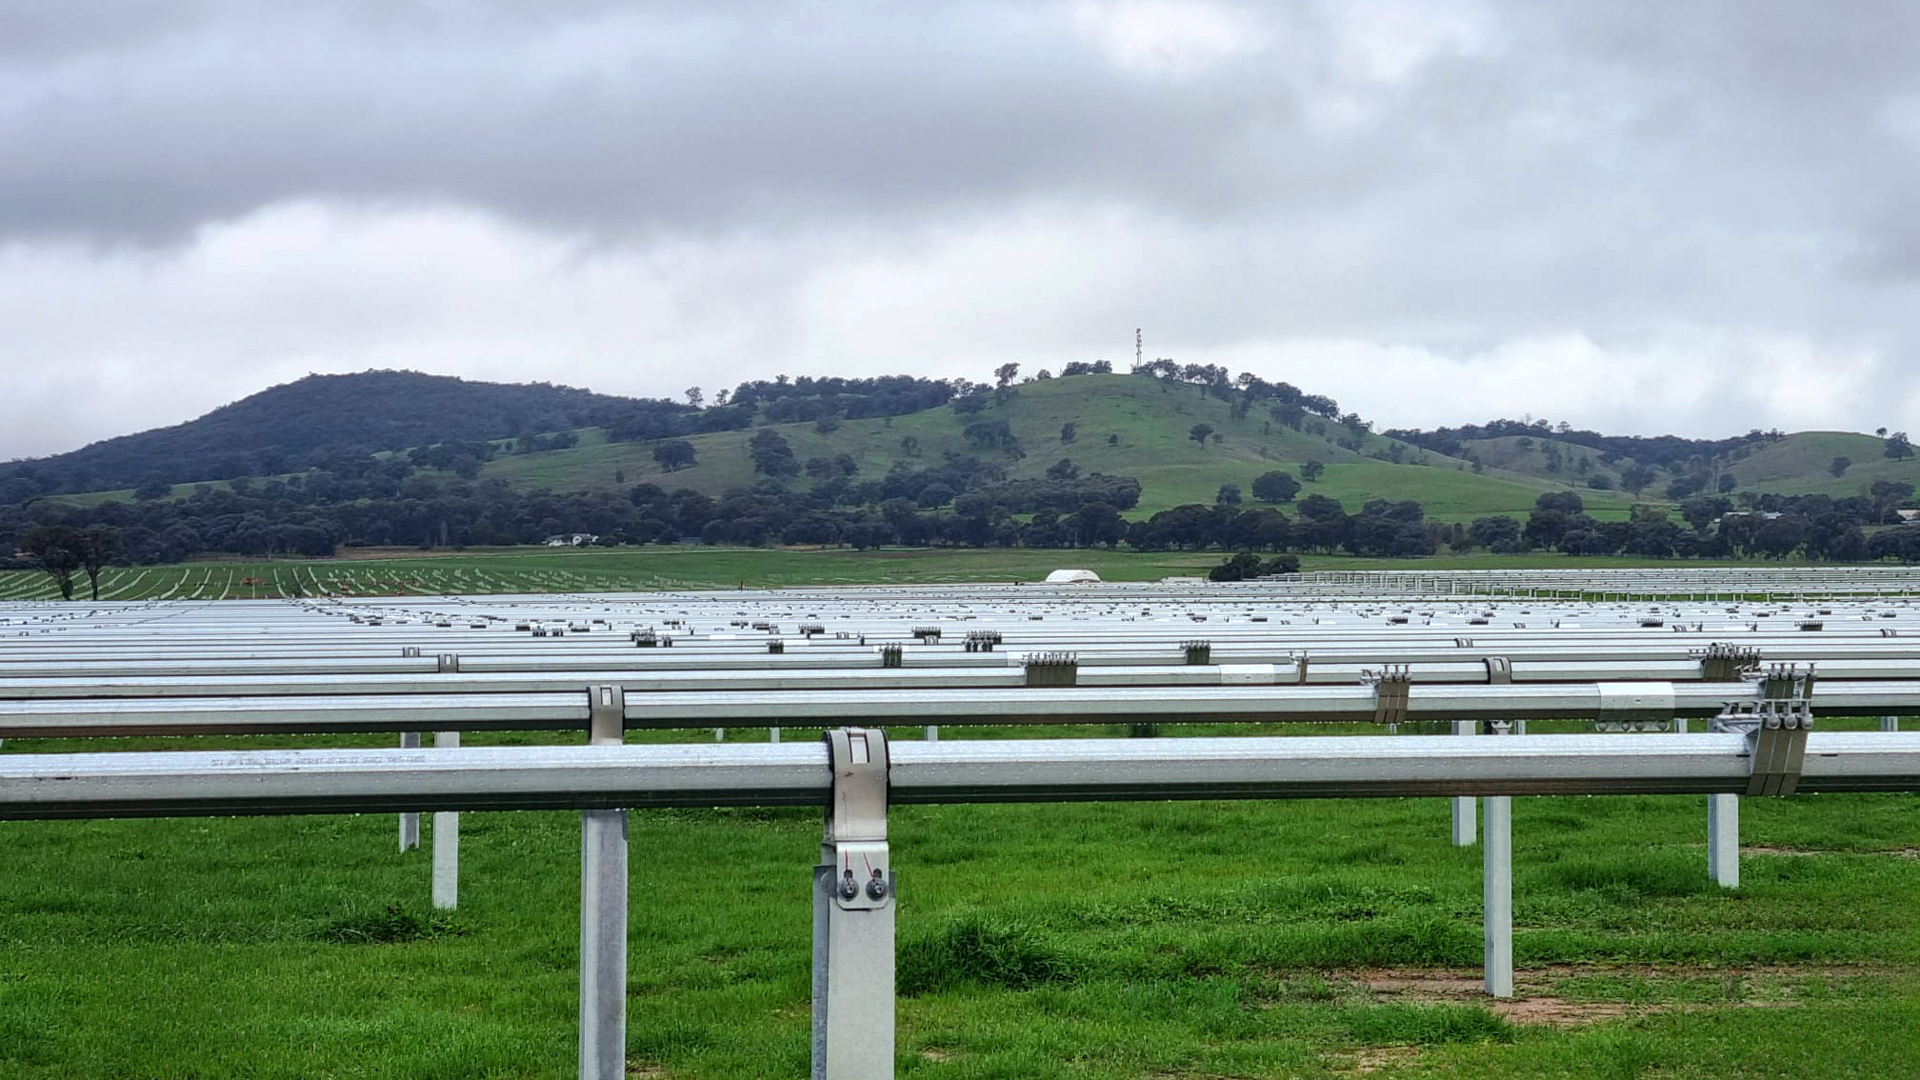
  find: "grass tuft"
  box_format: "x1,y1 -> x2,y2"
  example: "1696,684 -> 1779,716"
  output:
1337,1002 -> 1514,1046
312,904 -> 462,945
1544,855 -> 1714,900
899,912 -> 1080,995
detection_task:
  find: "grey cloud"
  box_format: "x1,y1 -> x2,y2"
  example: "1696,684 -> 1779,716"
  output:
3,0 -> 1920,457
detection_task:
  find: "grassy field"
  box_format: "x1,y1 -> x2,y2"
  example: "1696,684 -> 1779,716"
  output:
0,546 -> 1844,601
2,719 -> 1918,1078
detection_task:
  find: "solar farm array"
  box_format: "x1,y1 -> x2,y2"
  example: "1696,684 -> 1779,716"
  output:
7,568 -> 1920,1079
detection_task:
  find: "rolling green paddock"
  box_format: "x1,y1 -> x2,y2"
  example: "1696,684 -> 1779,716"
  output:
0,548 -> 1836,601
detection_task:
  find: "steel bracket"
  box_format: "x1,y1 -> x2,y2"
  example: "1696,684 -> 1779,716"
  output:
814,728 -> 895,1080
588,684 -> 624,744
1024,652 -> 1079,687
1364,665 -> 1412,725
1484,656 -> 1512,685
824,729 -> 889,848
1756,662 -> 1816,702
1691,642 -> 1761,682
1712,700 -> 1814,796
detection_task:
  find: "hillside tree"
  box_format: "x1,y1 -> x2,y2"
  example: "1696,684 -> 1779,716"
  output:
749,430 -> 800,478
1250,470 -> 1300,503
1830,456 -> 1852,478
1300,460 -> 1325,483
22,524 -> 86,600
1619,463 -> 1657,495
1189,423 -> 1214,447
652,440 -> 697,472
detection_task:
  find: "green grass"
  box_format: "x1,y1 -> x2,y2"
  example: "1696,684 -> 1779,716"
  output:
1,728 -> 1917,1078
0,547 -> 1852,602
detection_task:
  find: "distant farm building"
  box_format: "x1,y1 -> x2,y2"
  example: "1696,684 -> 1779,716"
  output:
1044,568 -> 1101,584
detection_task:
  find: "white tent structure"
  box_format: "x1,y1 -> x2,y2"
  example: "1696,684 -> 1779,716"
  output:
1043,568 -> 1101,584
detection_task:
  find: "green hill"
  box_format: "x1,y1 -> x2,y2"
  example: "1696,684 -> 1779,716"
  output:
0,371 -> 665,497
28,368 -> 1911,526
1720,432 -> 1920,496
481,374 -> 1641,521
1451,429 -> 1920,502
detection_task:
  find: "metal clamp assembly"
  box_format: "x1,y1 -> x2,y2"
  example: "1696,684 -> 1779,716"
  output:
1364,665 -> 1411,725
823,729 -> 891,910
824,729 -> 887,842
1183,640 -> 1212,666
817,726 -> 890,903
1024,652 -> 1079,687
1691,642 -> 1760,682
1484,657 -> 1512,685
814,728 -> 896,1079
1757,662 -> 1816,702
1712,700 -> 1814,796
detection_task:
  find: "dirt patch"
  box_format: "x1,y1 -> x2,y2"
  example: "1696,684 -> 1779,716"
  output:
1345,966 -> 1834,1027
626,1065 -> 666,1079
1348,1045 -> 1423,1073
1493,996 -> 1636,1026
1355,971 -> 1636,1026
919,1047 -> 962,1063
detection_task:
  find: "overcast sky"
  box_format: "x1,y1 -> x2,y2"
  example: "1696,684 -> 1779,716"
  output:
3,0 -> 1917,459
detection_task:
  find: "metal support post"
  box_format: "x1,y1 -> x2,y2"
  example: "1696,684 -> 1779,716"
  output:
399,732 -> 421,851
771,727 -> 782,743
1483,793 -> 1513,997
1452,721 -> 1476,846
580,685 -> 628,1080
813,729 -> 895,1080
924,726 -> 939,742
1885,716 -> 1902,733
1708,794 -> 1739,888
432,731 -> 459,909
